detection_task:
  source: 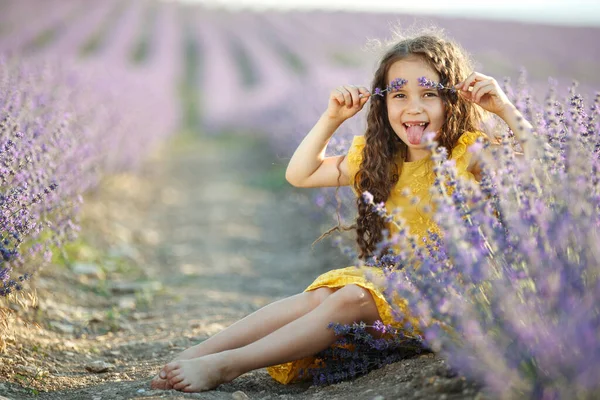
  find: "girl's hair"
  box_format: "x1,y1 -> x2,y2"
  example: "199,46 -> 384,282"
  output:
355,31 -> 484,259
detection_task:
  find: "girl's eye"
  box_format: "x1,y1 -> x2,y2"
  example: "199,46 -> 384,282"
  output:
392,92 -> 437,99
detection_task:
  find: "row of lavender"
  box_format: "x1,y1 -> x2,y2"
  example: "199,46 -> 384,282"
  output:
5,3 -> 598,173
0,0 -> 181,296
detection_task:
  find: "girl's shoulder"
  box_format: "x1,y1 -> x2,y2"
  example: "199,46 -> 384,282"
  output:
450,130 -> 488,161
348,135 -> 366,152
347,135 -> 366,162
452,130 -> 491,179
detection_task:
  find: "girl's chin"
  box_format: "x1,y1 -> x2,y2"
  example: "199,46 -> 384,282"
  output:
399,138 -> 428,148
405,142 -> 427,148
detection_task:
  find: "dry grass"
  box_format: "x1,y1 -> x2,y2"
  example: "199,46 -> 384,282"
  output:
0,290 -> 40,353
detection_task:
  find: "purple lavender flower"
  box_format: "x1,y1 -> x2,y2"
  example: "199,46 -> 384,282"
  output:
301,320 -> 425,385
373,78 -> 408,97
418,76 -> 457,94
0,12 -> 178,298
388,78 -> 407,92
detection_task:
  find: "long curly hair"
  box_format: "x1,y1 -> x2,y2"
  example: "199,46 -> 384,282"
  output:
355,32 -> 485,259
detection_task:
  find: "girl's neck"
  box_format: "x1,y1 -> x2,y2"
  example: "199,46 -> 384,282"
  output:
405,148 -> 432,162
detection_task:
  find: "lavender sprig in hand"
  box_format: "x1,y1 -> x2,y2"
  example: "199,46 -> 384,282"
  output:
372,78 -> 408,97
417,76 -> 457,94
368,77 -> 456,99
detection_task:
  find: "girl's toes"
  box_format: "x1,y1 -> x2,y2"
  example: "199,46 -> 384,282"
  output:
169,373 -> 185,385
164,361 -> 180,374
166,364 -> 181,380
181,385 -> 195,393
150,376 -> 167,390
173,380 -> 190,391
159,366 -> 171,379
167,369 -> 182,382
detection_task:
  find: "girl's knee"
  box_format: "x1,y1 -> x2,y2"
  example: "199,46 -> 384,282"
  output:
307,287 -> 335,309
331,284 -> 377,310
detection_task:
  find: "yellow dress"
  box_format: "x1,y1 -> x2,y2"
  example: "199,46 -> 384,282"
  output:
266,131 -> 486,384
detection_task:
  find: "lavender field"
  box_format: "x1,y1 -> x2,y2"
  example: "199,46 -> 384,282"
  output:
1,0 -> 600,399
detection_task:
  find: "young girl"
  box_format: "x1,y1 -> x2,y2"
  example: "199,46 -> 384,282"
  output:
150,32 -> 531,392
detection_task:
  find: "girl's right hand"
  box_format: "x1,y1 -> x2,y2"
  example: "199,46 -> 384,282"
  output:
327,85 -> 370,122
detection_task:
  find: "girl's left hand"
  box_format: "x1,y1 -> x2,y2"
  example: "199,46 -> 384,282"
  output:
455,72 -> 512,117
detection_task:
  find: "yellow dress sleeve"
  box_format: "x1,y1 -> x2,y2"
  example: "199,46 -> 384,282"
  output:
450,130 -> 487,172
346,135 -> 366,186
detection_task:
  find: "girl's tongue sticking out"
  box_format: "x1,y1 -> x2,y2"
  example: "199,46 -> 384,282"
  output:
406,124 -> 427,145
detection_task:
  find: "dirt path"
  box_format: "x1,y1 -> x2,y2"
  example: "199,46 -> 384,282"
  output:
0,133 -> 481,400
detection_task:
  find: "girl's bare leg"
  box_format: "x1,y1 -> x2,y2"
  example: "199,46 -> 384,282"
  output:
163,284 -> 382,392
151,287 -> 334,389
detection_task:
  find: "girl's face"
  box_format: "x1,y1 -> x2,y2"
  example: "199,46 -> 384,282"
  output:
385,57 -> 445,160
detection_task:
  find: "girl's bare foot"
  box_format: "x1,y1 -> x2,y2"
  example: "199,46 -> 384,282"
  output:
150,374 -> 172,390
164,352 -> 238,392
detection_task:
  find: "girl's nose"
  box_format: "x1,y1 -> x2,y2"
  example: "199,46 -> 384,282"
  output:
406,98 -> 424,114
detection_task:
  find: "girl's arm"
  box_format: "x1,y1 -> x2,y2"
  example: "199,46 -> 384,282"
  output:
457,72 -> 534,157
285,85 -> 370,188
285,113 -> 350,188
496,104 -> 534,152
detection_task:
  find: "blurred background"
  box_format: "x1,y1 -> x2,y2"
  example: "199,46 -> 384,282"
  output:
2,0 -> 598,147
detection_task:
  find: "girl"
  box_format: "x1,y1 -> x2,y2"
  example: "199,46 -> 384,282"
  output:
150,32 -> 531,392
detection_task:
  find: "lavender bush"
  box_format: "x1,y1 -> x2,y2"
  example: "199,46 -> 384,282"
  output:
299,321 -> 425,386
0,55 -> 177,296
348,80 -> 600,399
0,0 -> 180,301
